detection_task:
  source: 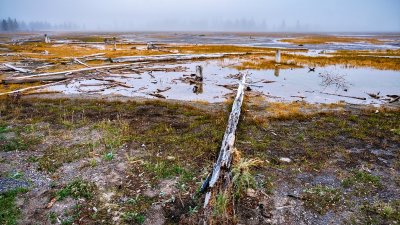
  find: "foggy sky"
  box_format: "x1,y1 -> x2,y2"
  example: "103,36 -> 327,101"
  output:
1,0 -> 399,32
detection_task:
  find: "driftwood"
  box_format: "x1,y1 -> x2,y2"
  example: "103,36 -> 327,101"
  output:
111,53 -> 246,63
0,80 -> 68,96
1,63 -> 137,84
93,78 -> 133,88
73,58 -> 90,68
320,92 -> 367,100
149,93 -> 166,99
202,73 -> 248,209
2,74 -> 68,84
3,63 -> 31,73
156,87 -> 171,93
76,53 -> 105,59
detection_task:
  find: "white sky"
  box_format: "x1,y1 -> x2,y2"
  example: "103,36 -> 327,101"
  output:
1,0 -> 399,32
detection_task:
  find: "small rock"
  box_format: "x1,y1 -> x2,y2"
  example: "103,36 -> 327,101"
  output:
279,157 -> 292,163
246,188 -> 257,198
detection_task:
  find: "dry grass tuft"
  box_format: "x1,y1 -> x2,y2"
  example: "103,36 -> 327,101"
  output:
280,36 -> 384,45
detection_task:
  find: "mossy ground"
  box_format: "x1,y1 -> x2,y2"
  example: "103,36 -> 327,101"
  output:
0,96 -> 399,224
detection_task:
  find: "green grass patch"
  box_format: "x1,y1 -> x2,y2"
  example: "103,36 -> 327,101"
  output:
354,200 -> 400,224
56,180 -> 95,201
122,212 -> 145,224
0,188 -> 28,225
144,161 -> 194,182
342,170 -> 381,188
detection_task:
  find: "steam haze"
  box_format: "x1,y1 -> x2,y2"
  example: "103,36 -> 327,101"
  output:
1,0 -> 399,32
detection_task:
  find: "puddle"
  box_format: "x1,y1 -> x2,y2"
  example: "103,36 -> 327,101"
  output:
47,59 -> 400,105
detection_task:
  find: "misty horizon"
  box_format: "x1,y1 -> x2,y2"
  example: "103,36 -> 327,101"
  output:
1,0 -> 400,32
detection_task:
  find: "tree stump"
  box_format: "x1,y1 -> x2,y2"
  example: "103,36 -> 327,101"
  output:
275,49 -> 281,63
44,34 -> 50,43
195,65 -> 203,81
113,37 -> 117,51
147,42 -> 156,50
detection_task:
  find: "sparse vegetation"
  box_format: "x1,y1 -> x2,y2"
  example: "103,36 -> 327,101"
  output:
358,200 -> 400,224
302,185 -> 343,214
232,158 -> 262,198
56,180 -> 95,201
214,191 -> 230,216
0,188 -> 28,225
0,96 -> 398,224
122,212 -> 145,224
280,36 -> 383,45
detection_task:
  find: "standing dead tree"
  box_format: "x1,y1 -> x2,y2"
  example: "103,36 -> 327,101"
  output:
201,73 -> 248,222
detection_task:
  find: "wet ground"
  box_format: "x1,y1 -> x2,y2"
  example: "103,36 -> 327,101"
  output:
0,32 -> 399,224
47,59 -> 400,105
119,32 -> 400,50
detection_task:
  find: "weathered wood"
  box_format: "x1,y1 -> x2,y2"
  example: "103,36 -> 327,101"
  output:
44,34 -> 50,43
111,53 -> 246,63
147,42 -> 156,50
195,65 -> 203,81
73,58 -> 91,68
0,80 -> 68,96
3,63 -> 31,73
320,91 -> 367,100
2,74 -> 68,84
113,37 -> 117,51
202,73 -> 248,208
275,49 -> 281,63
1,63 -> 138,84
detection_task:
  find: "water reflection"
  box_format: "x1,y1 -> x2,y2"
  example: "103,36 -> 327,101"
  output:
48,59 -> 400,105
274,67 -> 280,77
318,71 -> 350,91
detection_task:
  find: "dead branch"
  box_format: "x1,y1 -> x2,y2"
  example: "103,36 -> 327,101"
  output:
73,58 -> 90,68
148,93 -> 166,99
156,87 -> 171,93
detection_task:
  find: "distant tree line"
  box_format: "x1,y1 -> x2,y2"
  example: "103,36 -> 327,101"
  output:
0,17 -> 80,32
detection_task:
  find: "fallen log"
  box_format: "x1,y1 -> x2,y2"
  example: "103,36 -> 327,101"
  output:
92,78 -> 133,88
1,63 -> 139,84
0,80 -> 69,96
111,53 -> 246,63
2,74 -> 68,84
75,53 -> 105,59
201,73 -> 248,210
3,63 -> 31,73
